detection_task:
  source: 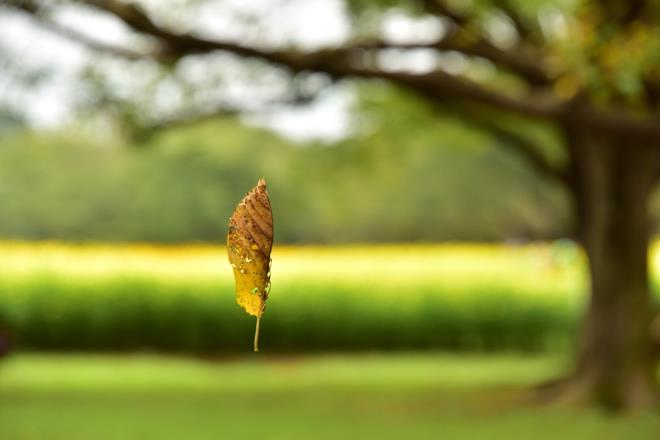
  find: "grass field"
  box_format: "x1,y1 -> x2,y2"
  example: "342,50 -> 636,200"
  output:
0,243 -> 659,438
0,354 -> 658,439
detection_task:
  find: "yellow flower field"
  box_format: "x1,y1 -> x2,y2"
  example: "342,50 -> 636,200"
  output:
0,241 -> 589,294
0,240 -> 650,353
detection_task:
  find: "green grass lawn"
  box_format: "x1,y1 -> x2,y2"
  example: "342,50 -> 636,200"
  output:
0,354 -> 657,439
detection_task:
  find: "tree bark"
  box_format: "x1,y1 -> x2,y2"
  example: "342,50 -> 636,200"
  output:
559,132 -> 660,409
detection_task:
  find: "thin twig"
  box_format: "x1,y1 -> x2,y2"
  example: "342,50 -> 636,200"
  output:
254,315 -> 261,352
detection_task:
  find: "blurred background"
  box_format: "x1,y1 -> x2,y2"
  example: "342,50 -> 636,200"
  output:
0,0 -> 659,438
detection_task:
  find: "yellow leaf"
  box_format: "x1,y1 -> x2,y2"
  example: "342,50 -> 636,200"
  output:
227,178 -> 273,351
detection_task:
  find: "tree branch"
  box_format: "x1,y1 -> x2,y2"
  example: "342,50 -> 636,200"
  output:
491,0 -> 535,41
419,0 -> 469,26
131,91 -> 319,141
597,0 -> 648,25
82,0 -> 550,85
78,1 -> 561,115
131,105 -> 240,141
9,10 -> 149,60
365,69 -> 561,117
570,106 -> 660,142
362,36 -> 550,85
448,104 -> 569,185
8,0 -> 562,119
4,0 -> 162,61
12,0 -> 660,142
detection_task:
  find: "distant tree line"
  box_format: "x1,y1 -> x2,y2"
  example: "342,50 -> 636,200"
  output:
0,104 -> 568,244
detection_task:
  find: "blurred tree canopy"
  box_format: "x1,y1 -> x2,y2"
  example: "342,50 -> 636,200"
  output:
0,87 -> 568,243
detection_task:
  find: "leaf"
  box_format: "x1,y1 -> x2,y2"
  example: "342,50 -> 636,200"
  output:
227,178 -> 273,352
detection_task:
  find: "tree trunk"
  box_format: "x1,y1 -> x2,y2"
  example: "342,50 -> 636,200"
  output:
561,133 -> 660,409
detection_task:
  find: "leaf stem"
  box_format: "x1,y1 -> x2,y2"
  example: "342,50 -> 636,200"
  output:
254,314 -> 261,352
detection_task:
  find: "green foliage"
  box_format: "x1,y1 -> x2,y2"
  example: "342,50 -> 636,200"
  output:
0,273 -> 579,353
345,0 -> 660,106
0,90 -> 570,243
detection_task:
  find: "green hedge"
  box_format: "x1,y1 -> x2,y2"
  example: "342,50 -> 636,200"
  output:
0,275 -> 581,353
